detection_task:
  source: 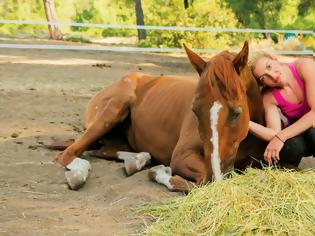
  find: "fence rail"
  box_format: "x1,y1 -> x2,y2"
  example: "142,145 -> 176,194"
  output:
0,19 -> 313,56
0,19 -> 313,35
0,43 -> 313,56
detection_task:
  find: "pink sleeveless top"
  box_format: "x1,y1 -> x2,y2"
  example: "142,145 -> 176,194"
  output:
271,62 -> 310,125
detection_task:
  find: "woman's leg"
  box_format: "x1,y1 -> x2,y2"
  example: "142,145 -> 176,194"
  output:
279,134 -> 308,166
302,128 -> 315,157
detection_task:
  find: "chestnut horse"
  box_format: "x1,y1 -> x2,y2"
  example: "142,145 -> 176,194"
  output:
53,41 -> 265,192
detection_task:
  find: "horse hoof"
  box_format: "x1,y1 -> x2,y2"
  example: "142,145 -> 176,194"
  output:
65,170 -> 87,190
117,151 -> 151,176
65,158 -> 91,190
148,165 -> 174,190
148,165 -> 169,180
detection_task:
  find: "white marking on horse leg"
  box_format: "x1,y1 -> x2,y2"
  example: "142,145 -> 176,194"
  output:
65,158 -> 92,190
149,165 -> 174,190
117,151 -> 151,176
209,101 -> 223,181
134,152 -> 151,170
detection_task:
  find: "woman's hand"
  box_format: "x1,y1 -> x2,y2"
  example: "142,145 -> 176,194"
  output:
264,136 -> 284,164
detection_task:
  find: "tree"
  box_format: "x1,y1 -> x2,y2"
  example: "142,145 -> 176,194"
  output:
135,0 -> 146,40
298,0 -> 313,16
43,0 -> 63,40
184,0 -> 193,9
225,0 -> 282,29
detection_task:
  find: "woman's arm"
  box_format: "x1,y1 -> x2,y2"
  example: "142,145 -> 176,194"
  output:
249,92 -> 282,141
262,58 -> 315,164
276,58 -> 315,142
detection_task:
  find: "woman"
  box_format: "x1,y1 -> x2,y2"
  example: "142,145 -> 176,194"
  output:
248,52 -> 315,166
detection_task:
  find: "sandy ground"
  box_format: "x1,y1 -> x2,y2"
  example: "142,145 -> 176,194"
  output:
0,41 -> 314,236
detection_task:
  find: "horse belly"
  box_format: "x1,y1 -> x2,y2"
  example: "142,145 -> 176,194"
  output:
127,107 -> 183,165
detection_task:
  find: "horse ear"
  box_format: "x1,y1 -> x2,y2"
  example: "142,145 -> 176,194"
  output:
233,41 -> 249,75
183,44 -> 206,76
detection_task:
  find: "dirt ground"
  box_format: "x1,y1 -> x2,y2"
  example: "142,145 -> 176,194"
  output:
0,41 -> 314,236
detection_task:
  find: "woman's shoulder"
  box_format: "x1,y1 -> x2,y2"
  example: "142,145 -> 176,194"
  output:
293,58 -> 314,81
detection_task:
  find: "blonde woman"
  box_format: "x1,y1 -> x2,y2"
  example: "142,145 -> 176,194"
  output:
248,52 -> 315,166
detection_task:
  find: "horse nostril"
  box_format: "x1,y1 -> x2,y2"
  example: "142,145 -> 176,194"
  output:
224,172 -> 232,179
223,163 -> 234,179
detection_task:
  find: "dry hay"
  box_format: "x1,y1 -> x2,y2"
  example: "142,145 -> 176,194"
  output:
139,168 -> 315,236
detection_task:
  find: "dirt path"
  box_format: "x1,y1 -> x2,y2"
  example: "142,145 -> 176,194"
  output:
0,44 -> 313,236
0,47 -> 195,236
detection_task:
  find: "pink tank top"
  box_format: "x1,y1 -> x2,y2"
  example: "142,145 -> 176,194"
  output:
271,62 -> 310,125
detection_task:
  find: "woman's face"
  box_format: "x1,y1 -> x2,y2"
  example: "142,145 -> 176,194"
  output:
253,57 -> 284,87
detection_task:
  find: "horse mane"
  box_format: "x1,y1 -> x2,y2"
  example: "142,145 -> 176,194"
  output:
203,51 -> 245,101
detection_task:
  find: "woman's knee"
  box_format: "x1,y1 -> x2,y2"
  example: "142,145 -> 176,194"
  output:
280,136 -> 308,166
303,128 -> 315,156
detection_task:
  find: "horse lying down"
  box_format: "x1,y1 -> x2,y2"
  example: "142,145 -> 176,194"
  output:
48,41 -> 266,191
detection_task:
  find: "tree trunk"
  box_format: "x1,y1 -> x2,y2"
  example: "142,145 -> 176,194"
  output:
135,0 -> 146,41
43,0 -> 63,40
184,0 -> 193,9
184,0 -> 189,9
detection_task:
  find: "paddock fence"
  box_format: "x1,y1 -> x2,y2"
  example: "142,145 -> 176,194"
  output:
0,19 -> 313,56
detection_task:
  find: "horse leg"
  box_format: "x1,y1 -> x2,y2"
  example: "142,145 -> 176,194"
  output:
117,151 -> 151,176
55,73 -> 139,167
46,139 -> 104,151
88,123 -> 133,160
46,139 -> 75,151
149,153 -> 208,192
149,165 -> 195,192
55,94 -> 135,166
171,153 -> 208,192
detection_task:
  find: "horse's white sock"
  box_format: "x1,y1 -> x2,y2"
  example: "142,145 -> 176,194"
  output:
152,165 -> 174,190
65,158 -> 91,190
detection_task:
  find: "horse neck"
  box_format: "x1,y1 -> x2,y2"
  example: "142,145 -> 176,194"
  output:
244,72 -> 265,125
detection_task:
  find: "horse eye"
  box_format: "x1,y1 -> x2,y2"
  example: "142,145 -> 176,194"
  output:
228,107 -> 242,121
192,105 -> 197,114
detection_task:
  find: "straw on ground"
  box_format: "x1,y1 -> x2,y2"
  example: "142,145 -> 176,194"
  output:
139,168 -> 315,236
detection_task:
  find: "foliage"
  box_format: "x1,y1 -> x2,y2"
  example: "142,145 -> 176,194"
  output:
71,7 -> 96,32
139,0 -> 247,49
64,36 -> 91,43
0,0 -> 47,37
225,0 -> 313,31
0,0 -> 312,49
225,0 -> 282,29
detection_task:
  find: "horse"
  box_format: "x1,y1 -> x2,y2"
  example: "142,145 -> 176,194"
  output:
50,41 -> 266,192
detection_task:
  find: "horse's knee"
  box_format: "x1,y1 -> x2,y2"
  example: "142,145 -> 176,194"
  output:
170,155 -> 207,184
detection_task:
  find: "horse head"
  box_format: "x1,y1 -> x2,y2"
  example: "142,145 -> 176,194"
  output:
184,41 -> 256,181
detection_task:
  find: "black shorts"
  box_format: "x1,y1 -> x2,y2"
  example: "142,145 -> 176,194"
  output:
280,128 -> 315,166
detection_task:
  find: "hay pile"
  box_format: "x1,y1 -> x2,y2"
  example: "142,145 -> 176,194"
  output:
140,168 -> 315,236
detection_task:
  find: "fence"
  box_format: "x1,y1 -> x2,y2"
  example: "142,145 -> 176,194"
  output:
0,19 -> 313,56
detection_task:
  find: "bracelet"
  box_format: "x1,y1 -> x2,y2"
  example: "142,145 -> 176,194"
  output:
274,134 -> 284,143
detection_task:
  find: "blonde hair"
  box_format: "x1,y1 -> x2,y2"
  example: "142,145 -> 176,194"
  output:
248,50 -> 274,75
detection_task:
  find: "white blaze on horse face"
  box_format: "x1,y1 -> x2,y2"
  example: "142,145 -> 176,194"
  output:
209,101 -> 223,181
